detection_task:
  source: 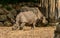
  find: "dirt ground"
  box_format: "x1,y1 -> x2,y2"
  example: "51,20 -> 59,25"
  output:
0,26 -> 56,38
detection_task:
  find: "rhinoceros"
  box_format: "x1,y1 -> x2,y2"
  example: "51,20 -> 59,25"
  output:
12,11 -> 37,30
12,7 -> 48,30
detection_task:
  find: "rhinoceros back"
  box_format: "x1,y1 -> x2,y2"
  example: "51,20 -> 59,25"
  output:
18,11 -> 37,24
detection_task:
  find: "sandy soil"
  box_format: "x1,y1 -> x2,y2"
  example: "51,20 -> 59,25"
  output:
0,26 -> 56,38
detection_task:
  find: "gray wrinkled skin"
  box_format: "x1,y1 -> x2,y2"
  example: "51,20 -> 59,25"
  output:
12,11 -> 37,30
12,7 -> 48,30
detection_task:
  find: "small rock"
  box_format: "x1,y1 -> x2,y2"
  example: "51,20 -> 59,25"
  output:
7,13 -> 15,23
0,15 -> 7,21
4,21 -> 12,26
7,13 -> 15,19
0,9 -> 5,15
55,23 -> 60,32
0,22 -> 4,26
10,9 -> 17,16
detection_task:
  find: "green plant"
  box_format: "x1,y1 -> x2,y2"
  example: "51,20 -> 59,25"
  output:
0,0 -> 40,4
4,5 -> 12,11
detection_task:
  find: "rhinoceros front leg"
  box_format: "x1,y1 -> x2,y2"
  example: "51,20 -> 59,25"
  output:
31,22 -> 36,29
12,22 -> 20,30
12,19 -> 20,30
19,23 -> 25,30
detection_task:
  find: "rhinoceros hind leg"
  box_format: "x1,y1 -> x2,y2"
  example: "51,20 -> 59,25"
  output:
31,22 -> 36,29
